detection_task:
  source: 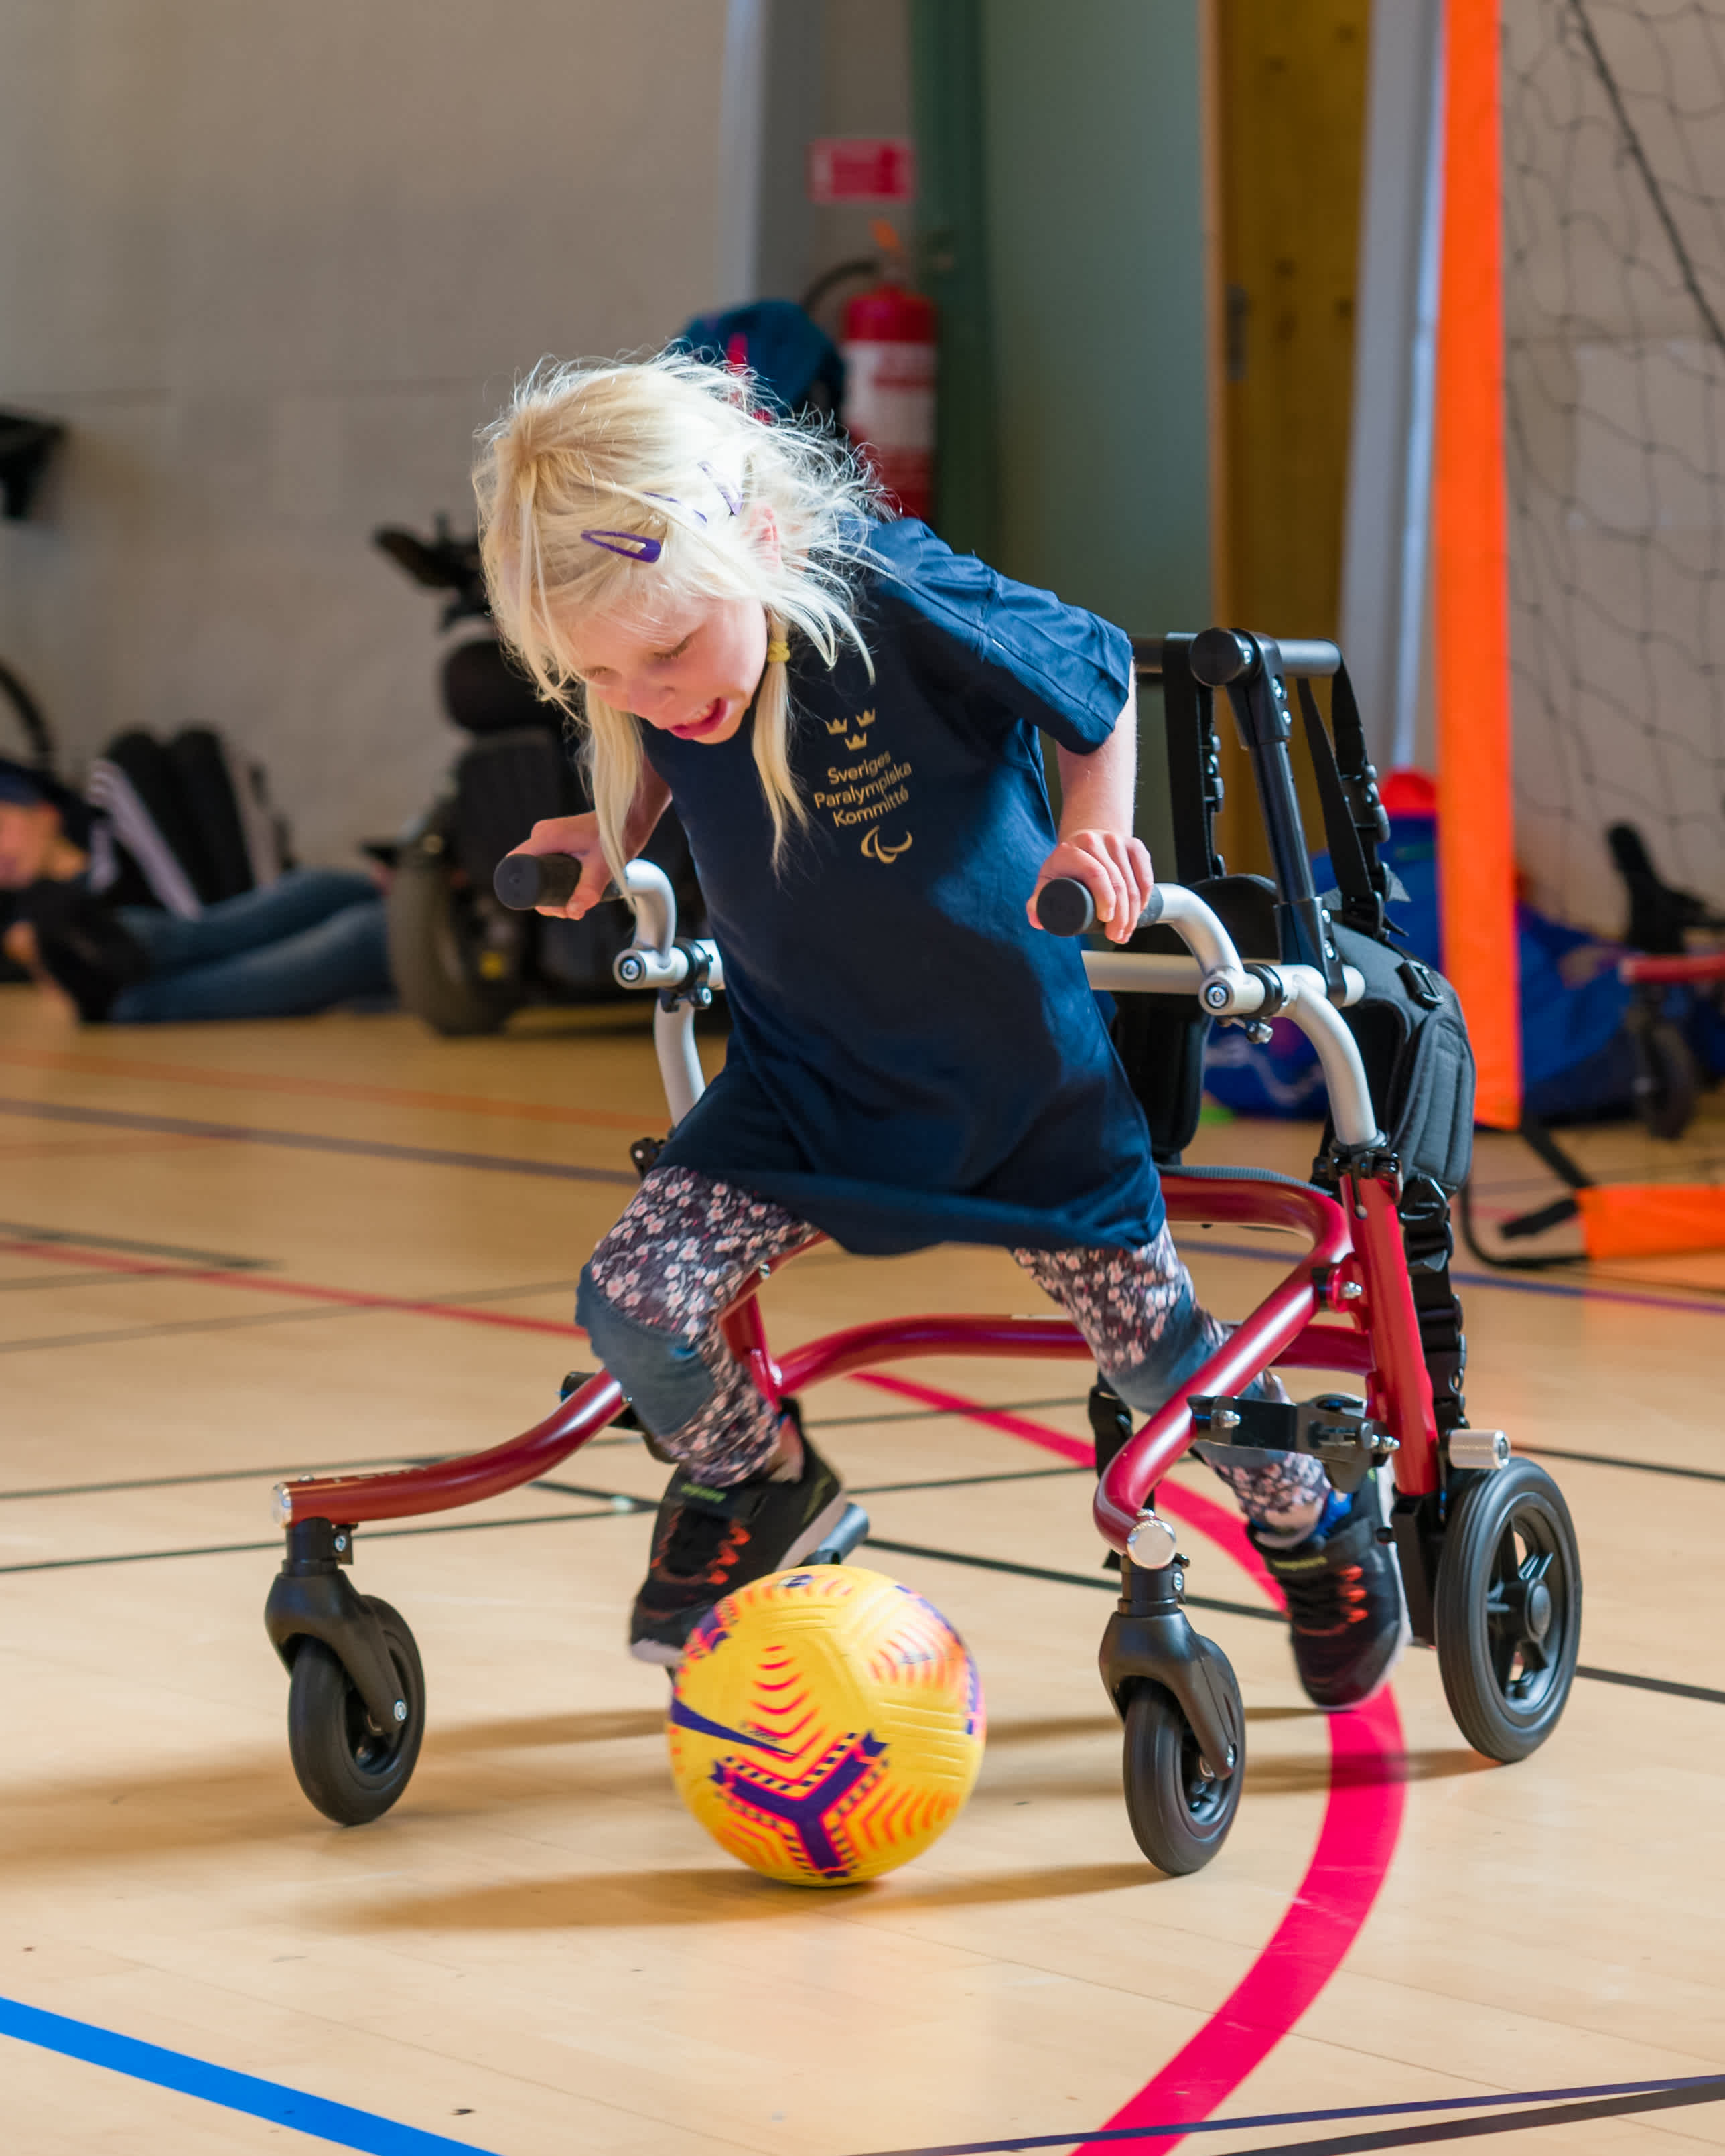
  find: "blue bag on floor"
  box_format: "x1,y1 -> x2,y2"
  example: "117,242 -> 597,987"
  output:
1200,808 -> 1700,1125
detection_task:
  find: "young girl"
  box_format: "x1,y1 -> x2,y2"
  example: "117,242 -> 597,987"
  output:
474,352 -> 1403,1704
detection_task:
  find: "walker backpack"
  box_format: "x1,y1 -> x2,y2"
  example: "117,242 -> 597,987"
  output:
1109,635 -> 1476,1437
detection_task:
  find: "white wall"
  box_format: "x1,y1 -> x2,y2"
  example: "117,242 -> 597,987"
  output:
0,0 -> 733,863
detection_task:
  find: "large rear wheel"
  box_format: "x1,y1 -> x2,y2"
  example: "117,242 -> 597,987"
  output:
387,845 -> 519,1036
1434,1461 -> 1580,1762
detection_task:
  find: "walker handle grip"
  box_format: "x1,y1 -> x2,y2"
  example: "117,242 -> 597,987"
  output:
1189,627 -> 1257,688
1035,877 -> 1164,938
494,852 -> 582,910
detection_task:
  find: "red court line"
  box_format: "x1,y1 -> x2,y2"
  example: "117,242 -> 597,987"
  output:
0,1237 -> 581,1342
853,1370 -> 1407,2156
851,1372 -> 1092,1463
1073,1691 -> 1404,2156
23,1242 -> 1407,2147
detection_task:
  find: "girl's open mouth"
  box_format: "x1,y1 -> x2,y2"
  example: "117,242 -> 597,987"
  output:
670,699 -> 728,741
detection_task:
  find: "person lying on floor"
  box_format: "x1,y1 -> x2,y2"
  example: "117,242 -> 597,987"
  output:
0,756 -> 393,1023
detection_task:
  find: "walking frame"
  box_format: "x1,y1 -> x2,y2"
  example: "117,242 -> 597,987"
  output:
262,626 -> 1581,1870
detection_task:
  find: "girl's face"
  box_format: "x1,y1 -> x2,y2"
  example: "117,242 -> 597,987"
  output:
563,591 -> 768,747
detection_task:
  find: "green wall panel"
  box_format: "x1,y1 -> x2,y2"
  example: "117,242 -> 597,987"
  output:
978,0 -> 1211,638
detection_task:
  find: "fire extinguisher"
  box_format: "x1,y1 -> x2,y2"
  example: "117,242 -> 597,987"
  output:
841,234 -> 937,523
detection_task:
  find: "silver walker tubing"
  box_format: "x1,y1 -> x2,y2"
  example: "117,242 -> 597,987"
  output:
611,868 -> 1383,1154
614,860 -> 722,1128
1081,884 -> 1382,1151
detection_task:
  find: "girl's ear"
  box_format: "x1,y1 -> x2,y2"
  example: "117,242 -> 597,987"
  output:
745,502 -> 782,571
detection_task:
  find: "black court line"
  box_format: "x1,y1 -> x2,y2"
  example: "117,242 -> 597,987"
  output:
851,1464 -> 1089,1497
1517,1439 -> 1725,1488
0,1501 -> 647,1577
0,1271 -> 165,1295
32,1242 -> 1712,1499
525,1463 -> 1093,1512
867,1536 -> 1276,1626
0,1273 -> 588,1359
3,1452 -> 1720,1707
0,1439 -> 633,1506
825,1356 -> 1725,1498
865,1538 -> 1725,1704
1188,1226 -> 1725,1320
827,1377 -> 1725,1498
0,1457 -> 443,1503
0,1417 -> 1086,1509
0,1304 -> 389,1357
1,1506 -> 1721,1706
831,1390 -> 1716,1497
813,1392 -> 1091,1431
0,1218 -> 271,1269
1572,1662 -> 1725,1707
846,2070 -> 1725,2156
0,1096 -> 636,1188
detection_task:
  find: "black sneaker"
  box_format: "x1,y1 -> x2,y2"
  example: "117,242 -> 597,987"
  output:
1251,1476 -> 1409,1710
627,1419 -> 848,1666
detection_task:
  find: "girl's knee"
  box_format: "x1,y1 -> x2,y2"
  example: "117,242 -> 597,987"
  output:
1095,1279 -> 1217,1416
575,1267 -> 715,1439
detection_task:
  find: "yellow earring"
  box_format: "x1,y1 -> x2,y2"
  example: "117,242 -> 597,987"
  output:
766,639 -> 790,664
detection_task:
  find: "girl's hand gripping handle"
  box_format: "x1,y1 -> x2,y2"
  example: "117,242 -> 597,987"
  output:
1035,877 -> 1164,938
1027,827 -> 1156,946
494,853 -> 583,911
493,812 -> 612,917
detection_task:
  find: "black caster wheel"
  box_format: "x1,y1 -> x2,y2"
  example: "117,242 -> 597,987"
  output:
1629,1011 -> 1700,1141
287,1596 -> 425,1825
1121,1676 -> 1244,1876
1434,1460 -> 1580,1762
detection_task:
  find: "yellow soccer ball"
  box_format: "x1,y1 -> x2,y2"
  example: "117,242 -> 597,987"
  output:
667,1566 -> 985,1885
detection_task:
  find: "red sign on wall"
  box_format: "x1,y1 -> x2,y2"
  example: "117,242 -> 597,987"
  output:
806,137 -> 916,205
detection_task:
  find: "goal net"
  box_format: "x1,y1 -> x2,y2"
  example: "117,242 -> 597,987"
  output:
1503,0 -> 1725,936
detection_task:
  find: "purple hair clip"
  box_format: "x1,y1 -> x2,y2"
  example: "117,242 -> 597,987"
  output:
581,529 -> 663,563
643,489 -> 705,526
699,460 -> 742,516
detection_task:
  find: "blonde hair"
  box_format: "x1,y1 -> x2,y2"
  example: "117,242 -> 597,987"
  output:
474,350 -> 879,877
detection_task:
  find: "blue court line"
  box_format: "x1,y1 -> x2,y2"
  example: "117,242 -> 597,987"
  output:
0,1096 -> 635,1188
0,1991 -> 504,2153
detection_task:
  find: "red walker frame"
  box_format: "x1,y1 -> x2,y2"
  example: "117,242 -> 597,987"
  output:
263,626 -> 1587,1851
271,1167 -> 1440,1557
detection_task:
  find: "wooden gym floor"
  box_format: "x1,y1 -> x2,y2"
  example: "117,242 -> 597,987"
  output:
1,985 -> 1723,2156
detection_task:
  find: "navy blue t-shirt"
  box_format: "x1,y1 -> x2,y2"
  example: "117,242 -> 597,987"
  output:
646,518 -> 1161,1257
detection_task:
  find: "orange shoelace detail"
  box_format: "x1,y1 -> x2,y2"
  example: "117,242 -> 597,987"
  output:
703,1522 -> 750,1586
1286,1563 -> 1369,1636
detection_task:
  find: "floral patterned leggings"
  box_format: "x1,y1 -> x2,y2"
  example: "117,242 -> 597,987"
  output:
575,1167 -> 1330,1531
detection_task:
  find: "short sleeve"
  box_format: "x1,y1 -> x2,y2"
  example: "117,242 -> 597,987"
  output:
864,520 -> 1134,754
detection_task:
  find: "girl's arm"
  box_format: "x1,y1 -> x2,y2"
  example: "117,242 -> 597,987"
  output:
517,768 -> 673,919
1028,674 -> 1156,946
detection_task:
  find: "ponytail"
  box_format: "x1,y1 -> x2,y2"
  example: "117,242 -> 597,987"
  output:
750,622 -> 807,869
